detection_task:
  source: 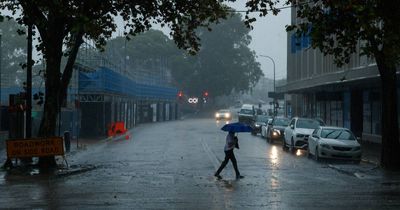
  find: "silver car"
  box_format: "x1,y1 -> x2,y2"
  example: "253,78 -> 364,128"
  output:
308,126 -> 362,162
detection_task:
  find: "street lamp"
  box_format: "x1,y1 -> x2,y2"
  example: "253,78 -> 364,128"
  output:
259,55 -> 276,116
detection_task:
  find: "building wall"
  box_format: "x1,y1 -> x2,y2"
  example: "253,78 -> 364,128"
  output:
285,6 -> 388,143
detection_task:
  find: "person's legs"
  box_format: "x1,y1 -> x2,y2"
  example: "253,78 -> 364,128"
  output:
229,151 -> 241,177
215,151 -> 230,177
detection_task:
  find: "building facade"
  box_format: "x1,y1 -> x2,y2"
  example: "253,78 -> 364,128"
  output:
280,6 -> 399,143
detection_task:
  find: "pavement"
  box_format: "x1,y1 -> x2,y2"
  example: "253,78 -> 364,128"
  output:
325,141 -> 400,183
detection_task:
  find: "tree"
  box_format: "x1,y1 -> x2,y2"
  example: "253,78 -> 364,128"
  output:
0,0 -> 229,168
103,29 -> 181,79
0,19 -> 27,87
170,13 -> 263,97
245,0 -> 400,169
104,15 -> 263,99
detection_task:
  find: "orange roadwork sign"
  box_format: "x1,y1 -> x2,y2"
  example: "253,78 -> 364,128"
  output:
6,137 -> 64,158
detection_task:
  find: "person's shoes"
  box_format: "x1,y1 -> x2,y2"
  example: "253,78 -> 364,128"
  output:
236,175 -> 244,179
214,174 -> 222,179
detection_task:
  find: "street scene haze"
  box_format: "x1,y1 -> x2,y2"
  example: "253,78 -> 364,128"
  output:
1,0 -> 400,209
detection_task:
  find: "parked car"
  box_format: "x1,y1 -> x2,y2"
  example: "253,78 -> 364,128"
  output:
238,104 -> 255,125
263,117 -> 290,143
283,117 -> 325,152
215,109 -> 232,121
261,119 -> 272,139
308,126 -> 362,162
250,115 -> 271,135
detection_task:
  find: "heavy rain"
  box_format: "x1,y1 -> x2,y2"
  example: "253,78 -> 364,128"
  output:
1,1 -> 400,209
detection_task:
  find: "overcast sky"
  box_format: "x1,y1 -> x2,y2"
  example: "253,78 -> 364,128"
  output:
227,1 -> 291,80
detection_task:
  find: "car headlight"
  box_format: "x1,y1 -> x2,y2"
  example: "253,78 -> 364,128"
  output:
255,124 -> 261,127
272,129 -> 281,136
320,144 -> 331,149
296,134 -> 305,138
225,113 -> 230,118
215,113 -> 220,118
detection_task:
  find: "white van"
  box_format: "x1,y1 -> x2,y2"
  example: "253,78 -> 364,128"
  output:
238,104 -> 255,124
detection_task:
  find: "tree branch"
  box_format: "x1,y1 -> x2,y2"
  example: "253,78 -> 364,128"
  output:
59,29 -> 84,105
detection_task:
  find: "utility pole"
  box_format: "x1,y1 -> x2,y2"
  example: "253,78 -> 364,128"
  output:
0,34 -> 2,108
26,23 -> 33,138
259,55 -> 276,116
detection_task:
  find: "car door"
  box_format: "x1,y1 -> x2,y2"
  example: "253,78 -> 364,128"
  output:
284,119 -> 296,144
309,128 -> 320,155
266,118 -> 273,138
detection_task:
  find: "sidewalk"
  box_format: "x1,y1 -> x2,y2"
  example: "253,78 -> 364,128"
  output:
0,137 -> 108,177
360,140 -> 381,165
327,141 -> 400,182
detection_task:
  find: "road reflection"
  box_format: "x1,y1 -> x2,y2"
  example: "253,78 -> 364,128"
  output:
270,145 -> 279,166
215,120 -> 230,125
296,149 -> 303,156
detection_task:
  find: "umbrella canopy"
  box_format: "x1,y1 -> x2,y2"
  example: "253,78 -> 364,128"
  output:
221,122 -> 253,132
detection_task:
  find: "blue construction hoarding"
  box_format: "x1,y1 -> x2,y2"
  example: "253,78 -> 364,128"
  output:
79,66 -> 178,100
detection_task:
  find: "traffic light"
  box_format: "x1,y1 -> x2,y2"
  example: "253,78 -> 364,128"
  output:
202,91 -> 209,103
177,91 -> 184,102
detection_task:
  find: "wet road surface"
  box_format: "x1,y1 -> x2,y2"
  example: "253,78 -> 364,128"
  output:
1,118 -> 400,209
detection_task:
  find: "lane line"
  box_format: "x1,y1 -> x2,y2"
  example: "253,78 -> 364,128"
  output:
201,138 -> 221,171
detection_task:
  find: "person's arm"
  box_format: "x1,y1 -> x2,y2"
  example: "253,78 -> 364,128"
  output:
234,136 -> 239,149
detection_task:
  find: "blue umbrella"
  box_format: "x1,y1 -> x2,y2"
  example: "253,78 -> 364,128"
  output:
221,122 -> 253,133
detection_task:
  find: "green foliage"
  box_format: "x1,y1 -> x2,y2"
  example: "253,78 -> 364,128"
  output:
0,0 -> 234,142
104,13 -> 263,98
171,13 -> 263,97
0,19 -> 27,87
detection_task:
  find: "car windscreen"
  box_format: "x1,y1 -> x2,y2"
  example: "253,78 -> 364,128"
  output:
240,109 -> 253,115
274,118 -> 290,126
296,119 -> 321,129
218,110 -> 229,113
256,115 -> 269,122
321,129 -> 356,140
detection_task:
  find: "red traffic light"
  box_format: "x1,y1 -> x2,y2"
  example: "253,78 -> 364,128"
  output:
203,91 -> 209,97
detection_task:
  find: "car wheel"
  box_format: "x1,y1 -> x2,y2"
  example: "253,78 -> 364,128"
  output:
290,138 -> 296,154
307,145 -> 312,158
282,139 -> 288,151
314,147 -> 320,161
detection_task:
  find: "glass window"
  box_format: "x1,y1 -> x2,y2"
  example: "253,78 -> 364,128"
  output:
363,91 -> 371,134
256,115 -> 270,122
372,100 -> 381,135
321,129 -> 356,140
274,118 -> 290,126
240,109 -> 253,115
290,119 -> 295,127
296,119 -> 321,129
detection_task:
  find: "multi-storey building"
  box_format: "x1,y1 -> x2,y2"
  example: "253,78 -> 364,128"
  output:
279,6 -> 399,143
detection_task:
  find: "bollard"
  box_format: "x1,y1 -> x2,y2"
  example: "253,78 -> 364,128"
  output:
64,131 -> 71,152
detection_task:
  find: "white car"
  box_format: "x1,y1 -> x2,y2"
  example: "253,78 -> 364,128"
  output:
260,119 -> 272,139
308,126 -> 362,162
283,117 -> 324,152
215,109 -> 232,121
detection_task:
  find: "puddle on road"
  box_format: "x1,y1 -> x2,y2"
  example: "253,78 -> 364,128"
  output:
221,180 -> 235,191
29,168 -> 40,175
